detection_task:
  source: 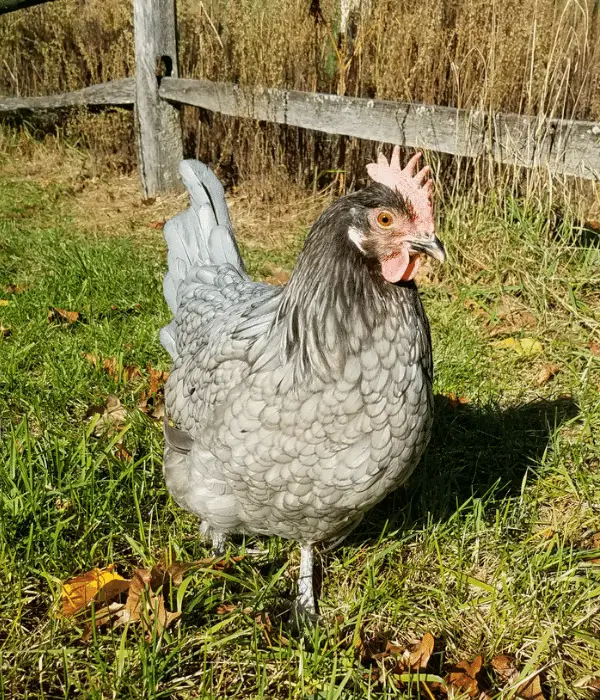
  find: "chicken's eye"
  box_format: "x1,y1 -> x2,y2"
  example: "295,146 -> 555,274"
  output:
377,211 -> 393,227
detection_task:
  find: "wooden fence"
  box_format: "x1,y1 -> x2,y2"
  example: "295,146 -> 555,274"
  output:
1,0 -> 599,197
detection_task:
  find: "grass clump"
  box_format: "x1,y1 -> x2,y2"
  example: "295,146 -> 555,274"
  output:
0,146 -> 599,698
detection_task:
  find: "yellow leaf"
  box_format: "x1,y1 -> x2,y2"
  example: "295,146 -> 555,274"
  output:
0,300 -> 9,307
61,564 -> 126,618
492,337 -> 543,355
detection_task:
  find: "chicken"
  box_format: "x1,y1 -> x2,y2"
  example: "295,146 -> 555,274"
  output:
160,147 -> 445,616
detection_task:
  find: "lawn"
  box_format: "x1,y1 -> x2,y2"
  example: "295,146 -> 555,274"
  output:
0,156 -> 599,698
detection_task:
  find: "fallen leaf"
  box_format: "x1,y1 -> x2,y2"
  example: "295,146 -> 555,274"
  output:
516,672 -> 544,700
3,283 -> 27,294
491,655 -> 519,684
406,632 -> 435,670
216,603 -> 237,615
83,352 -> 100,367
147,366 -> 169,397
492,337 -> 543,355
492,657 -> 545,699
48,307 -> 79,324
55,496 -> 73,512
89,395 -> 128,435
0,300 -> 9,306
447,392 -> 471,408
590,342 -> 600,357
447,656 -> 483,698
149,220 -> 165,230
150,401 -> 165,420
83,353 -> 141,382
264,264 -> 292,285
0,325 -> 11,338
62,565 -> 126,617
356,632 -> 390,664
536,364 -> 560,386
114,443 -> 132,462
592,532 -> 600,549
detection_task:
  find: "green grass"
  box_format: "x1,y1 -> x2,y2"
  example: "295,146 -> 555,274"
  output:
0,171 -> 599,699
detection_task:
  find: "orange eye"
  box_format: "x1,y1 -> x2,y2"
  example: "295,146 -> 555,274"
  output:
377,211 -> 394,227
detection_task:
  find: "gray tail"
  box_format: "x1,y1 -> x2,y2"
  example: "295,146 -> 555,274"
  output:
160,160 -> 245,359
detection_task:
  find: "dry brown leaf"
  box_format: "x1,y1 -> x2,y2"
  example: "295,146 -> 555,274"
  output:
114,443 -> 132,462
83,352 -> 100,367
590,342 -> 600,357
592,532 -> 600,549
103,358 -> 141,382
491,656 -> 544,700
3,283 -> 27,294
491,655 -> 519,684
406,632 -> 435,670
147,366 -> 169,396
148,219 -> 166,230
83,353 -> 141,382
264,264 -> 292,285
516,673 -> 544,700
536,364 -> 560,386
48,307 -> 79,324
62,564 -> 126,617
447,392 -> 471,408
90,395 -> 127,435
216,603 -> 237,615
150,401 -> 165,420
447,656 -> 483,698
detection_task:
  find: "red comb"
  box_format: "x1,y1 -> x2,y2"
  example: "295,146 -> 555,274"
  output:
366,146 -> 434,234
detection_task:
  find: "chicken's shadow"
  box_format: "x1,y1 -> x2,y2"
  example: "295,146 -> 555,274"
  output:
347,394 -> 578,542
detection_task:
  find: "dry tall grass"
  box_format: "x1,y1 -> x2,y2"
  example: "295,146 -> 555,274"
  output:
0,0 -> 598,197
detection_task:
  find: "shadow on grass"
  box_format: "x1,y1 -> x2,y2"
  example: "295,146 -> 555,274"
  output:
352,394 -> 579,540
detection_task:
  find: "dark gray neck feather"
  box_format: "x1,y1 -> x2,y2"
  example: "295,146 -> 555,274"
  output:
276,194 -> 419,379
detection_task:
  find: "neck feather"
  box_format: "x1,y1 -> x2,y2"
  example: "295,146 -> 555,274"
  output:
276,198 -> 415,379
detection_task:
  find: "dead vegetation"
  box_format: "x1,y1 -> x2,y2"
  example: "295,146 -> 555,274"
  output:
0,0 -> 598,193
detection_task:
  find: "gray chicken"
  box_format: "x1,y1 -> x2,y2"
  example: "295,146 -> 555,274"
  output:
160,147 -> 445,615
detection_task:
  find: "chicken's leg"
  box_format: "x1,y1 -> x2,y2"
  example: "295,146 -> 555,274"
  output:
199,521 -> 228,557
212,531 -> 227,557
294,544 -> 316,617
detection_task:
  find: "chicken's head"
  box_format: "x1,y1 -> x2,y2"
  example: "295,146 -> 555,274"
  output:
348,147 -> 445,283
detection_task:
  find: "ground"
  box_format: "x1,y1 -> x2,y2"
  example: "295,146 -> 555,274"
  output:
0,146 -> 599,699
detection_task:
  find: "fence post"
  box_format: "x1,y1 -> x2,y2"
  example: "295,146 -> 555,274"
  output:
133,0 -> 183,198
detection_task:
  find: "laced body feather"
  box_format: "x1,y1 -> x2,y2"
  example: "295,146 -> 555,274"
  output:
162,162 -> 433,545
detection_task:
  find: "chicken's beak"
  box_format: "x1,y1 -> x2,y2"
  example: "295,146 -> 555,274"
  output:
409,236 -> 446,263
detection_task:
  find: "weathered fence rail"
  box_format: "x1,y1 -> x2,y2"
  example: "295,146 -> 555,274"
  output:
0,0 -> 53,14
0,79 -> 134,112
1,0 -> 599,194
159,78 -> 600,181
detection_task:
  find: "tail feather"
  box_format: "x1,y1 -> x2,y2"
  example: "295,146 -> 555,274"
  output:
161,160 -> 245,358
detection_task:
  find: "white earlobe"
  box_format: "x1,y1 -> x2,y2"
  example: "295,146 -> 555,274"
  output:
348,226 -> 366,254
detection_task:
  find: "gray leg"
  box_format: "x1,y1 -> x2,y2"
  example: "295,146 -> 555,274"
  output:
199,521 -> 228,557
211,531 -> 227,557
295,544 -> 316,616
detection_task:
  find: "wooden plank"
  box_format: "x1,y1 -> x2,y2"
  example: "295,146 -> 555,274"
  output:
0,0 -> 54,14
0,79 -> 135,113
133,0 -> 183,198
159,77 -> 600,180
